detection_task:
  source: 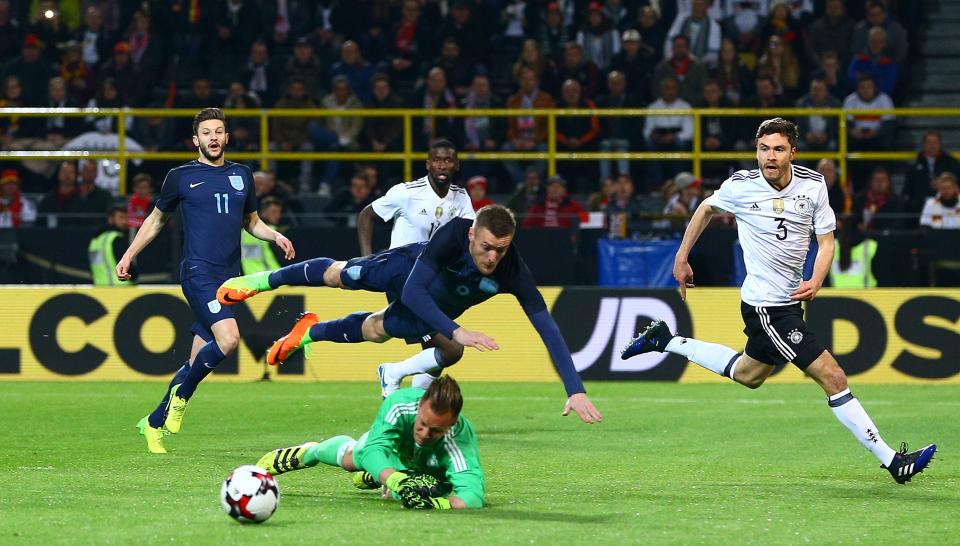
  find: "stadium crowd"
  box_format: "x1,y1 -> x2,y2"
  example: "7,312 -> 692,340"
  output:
0,0 -> 955,256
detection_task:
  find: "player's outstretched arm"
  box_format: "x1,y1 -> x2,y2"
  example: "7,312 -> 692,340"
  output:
791,231 -> 834,301
673,200 -> 717,300
244,211 -> 295,260
116,207 -> 171,280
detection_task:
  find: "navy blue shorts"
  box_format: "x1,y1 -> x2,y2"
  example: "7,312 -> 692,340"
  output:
339,244 -> 424,302
181,273 -> 235,342
339,245 -> 435,344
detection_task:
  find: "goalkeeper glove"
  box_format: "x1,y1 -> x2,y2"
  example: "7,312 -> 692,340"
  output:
385,472 -> 448,510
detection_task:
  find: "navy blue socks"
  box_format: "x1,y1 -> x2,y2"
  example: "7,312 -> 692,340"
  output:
268,257 -> 334,288
175,341 -> 228,400
147,362 -> 191,428
307,312 -> 371,343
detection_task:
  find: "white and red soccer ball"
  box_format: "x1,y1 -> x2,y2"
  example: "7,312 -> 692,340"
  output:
220,465 -> 280,523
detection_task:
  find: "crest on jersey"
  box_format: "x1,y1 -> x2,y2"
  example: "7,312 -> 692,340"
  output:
795,197 -> 812,213
435,206 -> 444,219
229,175 -> 244,191
788,328 -> 804,344
772,199 -> 785,214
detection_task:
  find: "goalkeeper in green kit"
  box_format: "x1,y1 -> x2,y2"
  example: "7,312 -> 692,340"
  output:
257,375 -> 483,509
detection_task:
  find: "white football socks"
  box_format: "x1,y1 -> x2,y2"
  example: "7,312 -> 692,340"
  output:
411,373 -> 438,389
389,348 -> 441,381
664,336 -> 741,379
828,389 -> 897,466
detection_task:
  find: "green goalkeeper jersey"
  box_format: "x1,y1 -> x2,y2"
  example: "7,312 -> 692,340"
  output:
353,388 -> 485,508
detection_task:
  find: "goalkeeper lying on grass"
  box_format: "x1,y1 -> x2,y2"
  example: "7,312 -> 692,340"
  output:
257,375 -> 484,509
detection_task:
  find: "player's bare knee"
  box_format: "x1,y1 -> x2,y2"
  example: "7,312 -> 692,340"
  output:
216,331 -> 240,354
324,261 -> 347,287
739,373 -> 766,389
361,314 -> 390,343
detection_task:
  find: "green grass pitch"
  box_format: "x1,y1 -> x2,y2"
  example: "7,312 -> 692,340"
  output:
3,381 -> 957,545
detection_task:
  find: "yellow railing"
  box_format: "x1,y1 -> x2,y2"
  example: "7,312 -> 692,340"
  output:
1,107 -> 957,194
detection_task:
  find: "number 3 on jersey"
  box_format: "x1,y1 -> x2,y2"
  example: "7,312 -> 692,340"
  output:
774,217 -> 787,240
214,193 -> 230,214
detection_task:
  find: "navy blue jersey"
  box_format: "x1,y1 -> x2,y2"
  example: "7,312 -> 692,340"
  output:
416,218 -> 547,324
156,160 -> 257,278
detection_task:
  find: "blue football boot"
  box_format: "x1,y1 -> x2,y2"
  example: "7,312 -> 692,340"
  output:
621,319 -> 674,360
884,443 -> 937,484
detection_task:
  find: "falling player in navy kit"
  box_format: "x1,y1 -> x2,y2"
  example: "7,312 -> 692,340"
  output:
217,204 -> 603,424
117,108 -> 295,453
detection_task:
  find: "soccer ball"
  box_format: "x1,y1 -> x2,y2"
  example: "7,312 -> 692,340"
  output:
220,465 -> 280,523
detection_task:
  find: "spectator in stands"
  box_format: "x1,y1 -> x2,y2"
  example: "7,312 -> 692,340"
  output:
843,74 -> 896,155
0,0 -> 24,62
6,34 -> 51,105
596,70 -> 641,181
852,1 -> 909,65
272,78 -> 316,190
126,172 -> 154,229
722,1 -> 763,54
437,0 -> 486,65
241,40 -> 282,106
796,77 -> 840,151
513,39 -> 559,100
609,29 -> 656,104
507,167 -> 544,214
502,67 -> 555,184
817,50 -> 848,101
603,174 -> 641,238
314,75 -> 364,194
758,0 -> 802,60
410,66 -> 460,149
817,158 -> 849,215
556,78 -> 599,189
539,2 -> 570,64
904,131 -> 960,213
126,9 -> 162,84
643,77 -> 693,190
742,76 -> 789,143
253,170 -> 300,214
757,35 -> 801,100
206,0 -> 260,69
459,74 -> 503,185
467,176 -> 495,211
652,34 -> 708,104
0,76 -> 27,145
806,0 -> 855,65
830,212 -> 877,288
28,0 -> 69,63
0,169 -> 37,228
386,0 -> 431,89
332,40 -> 374,105
636,5 -> 666,61
587,176 -> 616,212
663,171 -> 702,217
556,41 -> 601,99
848,26 -> 899,98
75,166 -> 113,224
74,5 -> 111,69
577,2 -> 621,72
99,41 -> 144,105
286,37 -> 328,104
698,79 -> 736,182
323,173 -> 377,227
85,78 -> 131,134
37,76 -> 82,144
57,39 -> 93,104
710,38 -> 752,105
663,0 -> 721,67
522,174 -> 585,229
363,73 -> 404,153
76,158 -> 98,190
39,161 -> 79,227
920,172 -> 960,229
434,38 -> 473,99
501,0 -> 533,51
855,166 -> 903,231
241,197 -> 283,274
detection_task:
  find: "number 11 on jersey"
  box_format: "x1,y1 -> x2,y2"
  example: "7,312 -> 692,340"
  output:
215,193 -> 230,214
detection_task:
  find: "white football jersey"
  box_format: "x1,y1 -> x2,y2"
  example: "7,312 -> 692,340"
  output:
371,176 -> 476,248
706,164 -> 836,307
